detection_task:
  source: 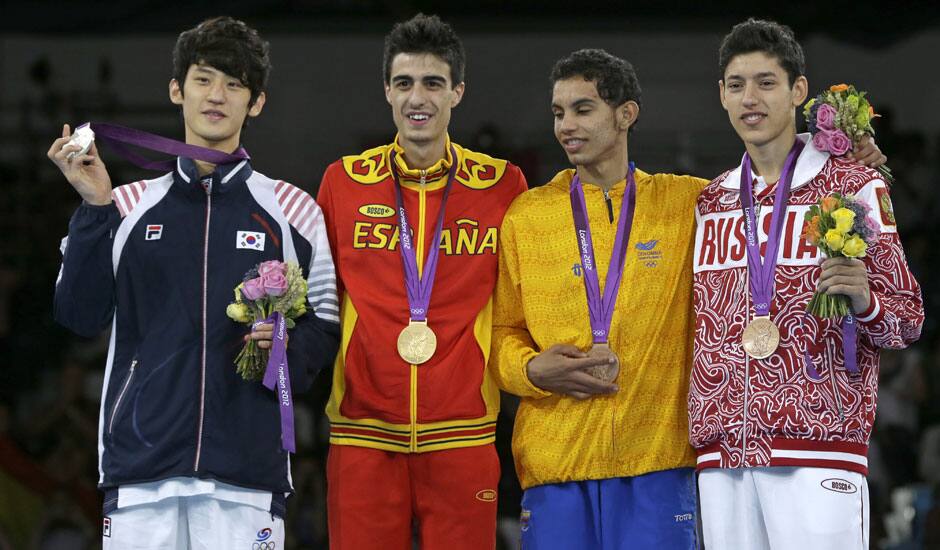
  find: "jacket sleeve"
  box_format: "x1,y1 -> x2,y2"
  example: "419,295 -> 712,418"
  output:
287,196 -> 341,392
53,201 -> 122,337
852,178 -> 923,348
490,207 -> 551,399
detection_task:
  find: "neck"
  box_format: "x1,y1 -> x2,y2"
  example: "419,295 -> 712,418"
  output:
399,135 -> 447,170
577,144 -> 629,191
184,128 -> 242,177
746,128 -> 798,184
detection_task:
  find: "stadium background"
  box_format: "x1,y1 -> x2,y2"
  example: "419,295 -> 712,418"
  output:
1,2 -> 938,548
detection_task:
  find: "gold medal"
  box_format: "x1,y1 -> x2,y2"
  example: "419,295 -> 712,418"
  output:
586,343 -> 620,382
397,321 -> 437,365
742,316 -> 780,359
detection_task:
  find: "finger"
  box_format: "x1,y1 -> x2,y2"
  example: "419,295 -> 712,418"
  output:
63,124 -> 70,138
569,391 -> 591,400
568,371 -> 619,394
565,356 -> 617,372
820,265 -> 867,281
824,284 -> 867,298
549,343 -> 587,358
252,323 -> 275,331
257,340 -> 272,350
821,257 -> 863,270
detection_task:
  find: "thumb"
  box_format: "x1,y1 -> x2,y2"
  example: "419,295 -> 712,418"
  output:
62,124 -> 70,138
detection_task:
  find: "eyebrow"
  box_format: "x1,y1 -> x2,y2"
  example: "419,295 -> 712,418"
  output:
391,74 -> 449,84
726,71 -> 780,81
553,97 -> 597,109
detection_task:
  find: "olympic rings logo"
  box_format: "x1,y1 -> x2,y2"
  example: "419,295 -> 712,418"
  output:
252,543 -> 276,550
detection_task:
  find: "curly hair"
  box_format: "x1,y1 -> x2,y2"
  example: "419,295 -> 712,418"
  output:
719,18 -> 805,87
383,13 -> 465,86
550,48 -> 642,131
172,16 -> 271,106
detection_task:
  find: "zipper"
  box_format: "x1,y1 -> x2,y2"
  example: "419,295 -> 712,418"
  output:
741,255 -> 751,461
419,169 -> 427,186
194,183 -> 212,470
409,182 -> 428,451
603,190 -> 614,223
108,358 -> 138,435
828,343 -> 847,424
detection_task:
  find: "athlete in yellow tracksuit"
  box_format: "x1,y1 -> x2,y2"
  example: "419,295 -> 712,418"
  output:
491,48 -> 707,549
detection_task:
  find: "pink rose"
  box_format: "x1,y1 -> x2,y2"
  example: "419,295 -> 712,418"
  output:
262,273 -> 288,296
828,129 -> 852,156
242,277 -> 266,300
812,130 -> 831,152
816,103 -> 837,130
258,260 -> 285,278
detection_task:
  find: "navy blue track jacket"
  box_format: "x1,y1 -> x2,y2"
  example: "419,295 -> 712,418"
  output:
54,157 -> 340,506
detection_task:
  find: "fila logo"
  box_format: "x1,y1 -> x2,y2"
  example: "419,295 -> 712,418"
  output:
237,231 -> 265,251
103,517 -> 111,537
145,225 -> 163,241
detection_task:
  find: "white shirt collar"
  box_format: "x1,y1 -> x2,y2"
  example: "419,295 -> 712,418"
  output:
719,133 -> 829,192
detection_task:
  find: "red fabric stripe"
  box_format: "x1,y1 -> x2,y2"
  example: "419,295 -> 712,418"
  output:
330,427 -> 410,443
769,457 -> 868,475
416,426 -> 496,442
282,184 -> 301,214
275,180 -> 284,193
771,438 -> 868,455
289,195 -> 311,226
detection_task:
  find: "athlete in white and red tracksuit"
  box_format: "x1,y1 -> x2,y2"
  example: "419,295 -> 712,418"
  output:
690,134 -> 923,547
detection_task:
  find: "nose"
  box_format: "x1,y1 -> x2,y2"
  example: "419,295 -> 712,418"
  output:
556,111 -> 576,135
407,84 -> 428,108
742,82 -> 759,107
207,80 -> 226,104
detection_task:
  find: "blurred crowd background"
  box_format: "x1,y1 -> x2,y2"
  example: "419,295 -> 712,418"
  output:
1,2 -> 939,548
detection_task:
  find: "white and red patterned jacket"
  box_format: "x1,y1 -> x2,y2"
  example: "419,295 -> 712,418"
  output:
689,134 -> 923,476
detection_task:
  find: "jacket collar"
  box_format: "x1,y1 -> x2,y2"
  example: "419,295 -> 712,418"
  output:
719,133 -> 829,191
175,155 -> 252,192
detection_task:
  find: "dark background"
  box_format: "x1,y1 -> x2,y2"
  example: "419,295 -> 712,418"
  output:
1,2 -> 939,548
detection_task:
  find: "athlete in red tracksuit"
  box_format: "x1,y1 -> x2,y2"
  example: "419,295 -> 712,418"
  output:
316,15 -> 527,550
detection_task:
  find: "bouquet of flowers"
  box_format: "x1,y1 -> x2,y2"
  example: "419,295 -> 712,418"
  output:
226,260 -> 308,381
803,83 -> 893,182
801,193 -> 881,318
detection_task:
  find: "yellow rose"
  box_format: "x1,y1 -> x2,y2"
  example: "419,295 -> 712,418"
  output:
226,302 -> 251,323
842,235 -> 868,258
831,208 -> 856,233
825,229 -> 845,251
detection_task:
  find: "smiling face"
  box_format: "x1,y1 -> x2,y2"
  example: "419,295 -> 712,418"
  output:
720,51 -> 807,152
169,63 -> 265,151
385,52 -> 464,154
551,77 -> 635,171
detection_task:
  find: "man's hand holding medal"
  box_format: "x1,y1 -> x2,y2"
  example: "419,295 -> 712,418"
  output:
47,124 -> 113,206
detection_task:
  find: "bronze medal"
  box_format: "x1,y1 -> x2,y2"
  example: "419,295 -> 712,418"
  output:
586,343 -> 620,382
742,316 -> 780,359
397,321 -> 437,365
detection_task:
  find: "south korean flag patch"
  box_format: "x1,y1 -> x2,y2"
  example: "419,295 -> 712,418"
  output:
237,231 -> 266,251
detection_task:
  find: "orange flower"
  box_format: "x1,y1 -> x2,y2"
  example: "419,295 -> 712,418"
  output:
801,216 -> 822,244
830,83 -> 849,92
820,196 -> 840,214
869,105 -> 880,119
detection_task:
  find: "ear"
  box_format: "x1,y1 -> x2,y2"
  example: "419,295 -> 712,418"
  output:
248,91 -> 266,118
169,79 -> 184,105
791,75 -> 809,107
385,82 -> 393,106
451,82 -> 466,108
617,100 -> 640,131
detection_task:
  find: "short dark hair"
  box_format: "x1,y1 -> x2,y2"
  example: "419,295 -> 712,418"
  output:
383,13 -> 465,87
719,18 -> 805,87
550,49 -> 642,130
172,16 -> 271,106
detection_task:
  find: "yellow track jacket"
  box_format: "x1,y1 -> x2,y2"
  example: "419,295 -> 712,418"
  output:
491,168 -> 705,489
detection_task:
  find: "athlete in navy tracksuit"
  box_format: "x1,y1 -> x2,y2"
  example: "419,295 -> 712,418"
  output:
48,16 -> 339,549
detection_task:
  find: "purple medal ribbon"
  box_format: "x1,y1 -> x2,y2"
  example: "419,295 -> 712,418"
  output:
389,146 -> 458,322
260,312 -> 295,453
740,140 -> 859,376
739,140 -> 804,319
81,122 -> 249,171
569,162 -> 637,344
